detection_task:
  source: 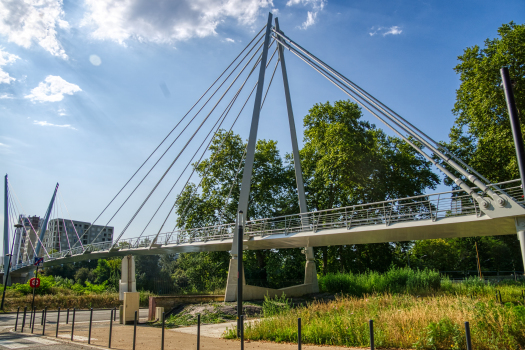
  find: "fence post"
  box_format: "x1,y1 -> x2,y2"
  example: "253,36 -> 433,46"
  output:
197,314 -> 201,350
369,320 -> 374,350
15,307 -> 19,331
298,318 -> 302,350
42,307 -> 47,335
31,308 -> 35,333
66,308 -> 69,324
465,322 -> 472,350
114,307 -> 117,322
240,314 -> 244,350
109,309 -> 113,348
41,309 -> 44,326
56,307 -> 60,338
21,306 -> 27,332
88,308 -> 93,344
71,308 -> 76,341
133,310 -> 137,350
161,312 -> 165,350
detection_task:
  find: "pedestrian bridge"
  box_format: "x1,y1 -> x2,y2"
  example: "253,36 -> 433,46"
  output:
4,179 -> 524,274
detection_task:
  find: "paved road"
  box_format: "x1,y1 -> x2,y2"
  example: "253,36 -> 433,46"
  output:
0,332 -> 96,349
0,309 -> 149,327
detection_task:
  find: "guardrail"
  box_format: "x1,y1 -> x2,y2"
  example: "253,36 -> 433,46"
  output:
4,179 -> 523,273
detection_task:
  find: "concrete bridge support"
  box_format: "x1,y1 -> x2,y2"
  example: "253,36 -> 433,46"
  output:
224,247 -> 319,302
119,255 -> 136,300
516,218 -> 525,274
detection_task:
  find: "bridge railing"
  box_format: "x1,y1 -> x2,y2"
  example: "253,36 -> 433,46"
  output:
5,180 -> 523,273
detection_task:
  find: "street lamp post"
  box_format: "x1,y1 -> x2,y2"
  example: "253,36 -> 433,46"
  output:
1,223 -> 21,310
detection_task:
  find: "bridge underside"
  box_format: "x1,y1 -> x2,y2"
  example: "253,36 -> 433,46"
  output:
11,213 -> 519,275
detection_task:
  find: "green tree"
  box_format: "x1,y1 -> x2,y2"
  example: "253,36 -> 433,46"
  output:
300,100 -> 439,274
444,22 -> 525,183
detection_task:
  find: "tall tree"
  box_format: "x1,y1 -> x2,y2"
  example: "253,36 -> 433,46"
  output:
300,100 -> 439,274
444,22 -> 525,184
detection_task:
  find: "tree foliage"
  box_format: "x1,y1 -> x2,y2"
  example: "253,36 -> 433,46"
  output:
444,22 -> 525,183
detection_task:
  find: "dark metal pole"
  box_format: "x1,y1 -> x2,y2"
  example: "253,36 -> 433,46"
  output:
41,309 -> 44,325
30,265 -> 38,314
298,318 -> 301,350
66,308 -> 69,324
42,307 -> 47,335
71,308 -> 75,341
133,311 -> 137,350
161,312 -> 165,350
109,309 -> 113,348
31,308 -> 35,333
240,314 -> 244,350
114,307 -> 117,321
197,314 -> 201,350
1,253 -> 12,310
237,211 -> 243,337
88,308 -> 93,344
56,307 -> 60,338
15,307 -> 19,331
465,322 -> 472,350
21,306 -> 26,332
501,67 -> 525,197
369,320 -> 374,350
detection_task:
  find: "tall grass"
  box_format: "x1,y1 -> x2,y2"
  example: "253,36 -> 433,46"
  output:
226,294 -> 525,349
319,267 -> 441,295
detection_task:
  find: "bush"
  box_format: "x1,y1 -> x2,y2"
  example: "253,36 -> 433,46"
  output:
262,294 -> 292,317
319,267 -> 441,296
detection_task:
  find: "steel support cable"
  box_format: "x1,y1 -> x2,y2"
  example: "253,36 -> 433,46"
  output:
74,35 -> 268,251
56,192 -> 78,253
277,39 -> 489,207
85,25 -> 268,234
273,30 -> 504,203
217,59 -> 280,226
136,50 -> 267,245
167,47 -> 280,237
156,45 -> 278,244
111,40 -> 270,248
7,185 -> 40,262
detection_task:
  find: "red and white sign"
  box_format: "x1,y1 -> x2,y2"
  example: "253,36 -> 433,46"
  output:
29,277 -> 40,288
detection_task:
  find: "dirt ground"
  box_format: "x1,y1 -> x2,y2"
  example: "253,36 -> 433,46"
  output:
42,321 -> 362,350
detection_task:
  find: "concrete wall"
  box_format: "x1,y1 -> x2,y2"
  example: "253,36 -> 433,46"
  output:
148,295 -> 225,321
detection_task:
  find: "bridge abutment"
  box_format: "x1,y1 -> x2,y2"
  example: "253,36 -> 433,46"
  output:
224,247 -> 319,302
119,255 -> 136,300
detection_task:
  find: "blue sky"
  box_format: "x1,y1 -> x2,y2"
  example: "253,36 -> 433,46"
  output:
1,0 -> 524,253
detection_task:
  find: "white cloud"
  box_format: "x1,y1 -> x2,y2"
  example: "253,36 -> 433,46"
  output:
25,75 -> 81,102
0,48 -> 19,84
0,93 -> 13,99
369,26 -> 403,37
0,0 -> 69,59
33,120 -> 76,130
0,142 -> 9,147
82,0 -> 273,45
286,0 -> 326,30
224,37 -> 235,43
300,11 -> 317,30
58,107 -> 66,116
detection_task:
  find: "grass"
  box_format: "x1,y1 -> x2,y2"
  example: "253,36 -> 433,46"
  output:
225,293 -> 525,349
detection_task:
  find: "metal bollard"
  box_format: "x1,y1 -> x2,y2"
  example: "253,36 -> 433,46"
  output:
66,308 -> 69,324
369,320 -> 374,350
21,307 -> 27,332
15,307 -> 20,331
240,314 -> 243,350
298,318 -> 302,350
31,308 -> 36,333
133,311 -> 138,350
41,309 -> 44,325
114,307 -> 117,322
499,291 -> 503,304
198,314 -> 201,350
465,322 -> 472,350
29,307 -> 33,328
56,308 -> 60,338
88,308 -> 93,344
42,307 -> 47,335
161,312 -> 165,350
71,308 -> 76,341
109,309 -> 113,348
